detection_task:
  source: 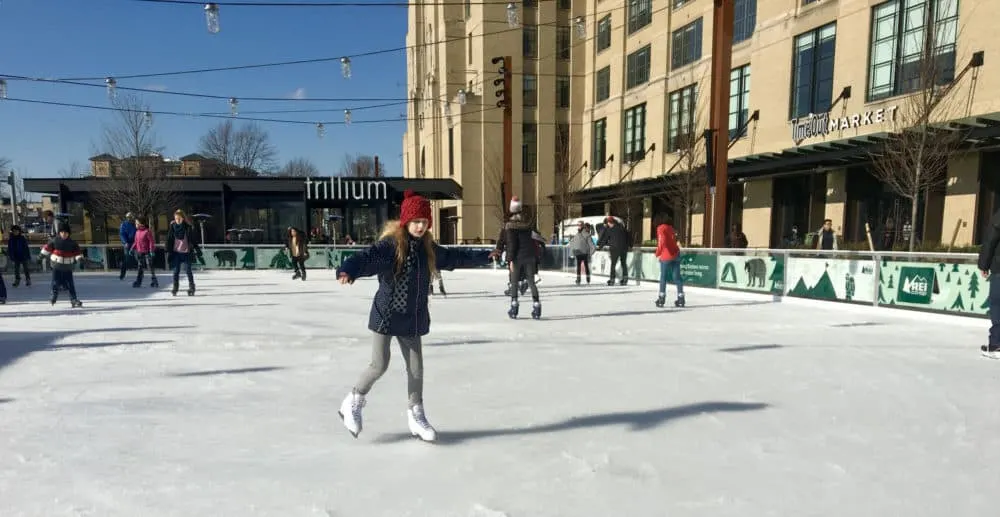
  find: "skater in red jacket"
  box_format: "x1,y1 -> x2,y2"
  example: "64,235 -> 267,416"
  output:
655,216 -> 685,308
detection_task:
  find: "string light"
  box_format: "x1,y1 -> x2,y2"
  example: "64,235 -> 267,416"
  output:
0,80 -> 6,100
457,88 -> 467,106
340,57 -> 352,78
443,103 -> 454,129
105,77 -> 117,99
344,109 -> 351,125
204,3 -> 220,33
316,122 -> 325,138
229,97 -> 239,115
574,16 -> 586,39
505,2 -> 519,28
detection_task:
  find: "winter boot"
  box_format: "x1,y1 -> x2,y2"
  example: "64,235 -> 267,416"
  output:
607,278 -> 615,286
655,293 -> 666,308
25,277 -> 31,287
71,299 -> 83,308
575,276 -> 581,285
187,286 -> 196,296
171,284 -> 179,296
292,272 -> 301,280
12,278 -> 19,288
150,279 -> 159,288
132,280 -> 142,288
50,291 -> 58,305
674,293 -> 686,307
407,404 -> 437,442
531,301 -> 541,320
619,279 -> 628,286
338,391 -> 366,438
508,299 -> 519,319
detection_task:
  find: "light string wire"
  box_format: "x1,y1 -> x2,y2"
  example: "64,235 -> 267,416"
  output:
0,3 -> 669,128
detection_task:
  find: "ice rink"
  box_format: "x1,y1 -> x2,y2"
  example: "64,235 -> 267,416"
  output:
0,268 -> 996,517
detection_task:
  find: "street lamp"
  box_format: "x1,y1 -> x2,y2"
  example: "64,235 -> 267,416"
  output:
192,213 -> 211,244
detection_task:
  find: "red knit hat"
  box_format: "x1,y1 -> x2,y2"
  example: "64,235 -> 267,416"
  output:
399,189 -> 433,228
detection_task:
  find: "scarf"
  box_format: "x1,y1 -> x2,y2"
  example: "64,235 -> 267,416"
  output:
388,238 -> 420,313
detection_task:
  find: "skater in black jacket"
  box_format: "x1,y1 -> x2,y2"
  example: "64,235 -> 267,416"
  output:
165,210 -> 202,296
596,216 -> 630,285
978,207 -> 1000,357
504,197 -> 542,319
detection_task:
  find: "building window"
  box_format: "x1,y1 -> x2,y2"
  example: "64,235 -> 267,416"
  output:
464,0 -> 470,19
557,26 -> 571,60
523,74 -> 537,106
596,15 -> 612,52
556,123 -> 570,171
672,19 -> 703,69
558,0 -> 571,9
523,25 -> 537,58
622,103 -> 647,163
595,66 -> 611,102
791,22 -> 836,119
628,0 -> 652,34
626,45 -> 651,89
556,76 -> 571,108
729,64 -> 751,139
868,0 -> 958,101
802,0 -> 819,4
733,0 -> 756,44
592,119 -> 607,170
668,84 -> 697,152
448,128 -> 455,176
524,0 -> 537,6
522,123 -> 537,173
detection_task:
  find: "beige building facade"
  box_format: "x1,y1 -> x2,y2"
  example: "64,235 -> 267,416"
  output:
404,0 -> 1000,250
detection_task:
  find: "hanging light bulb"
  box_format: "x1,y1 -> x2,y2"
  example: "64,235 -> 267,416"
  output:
340,57 -> 352,79
506,2 -> 519,28
316,123 -> 326,138
344,109 -> 352,125
229,97 -> 239,116
144,111 -> 153,127
443,103 -> 454,129
574,16 -> 586,39
0,79 -> 7,100
105,77 -> 117,100
204,3 -> 220,33
457,88 -> 467,106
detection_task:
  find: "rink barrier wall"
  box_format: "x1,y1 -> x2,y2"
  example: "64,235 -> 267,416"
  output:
542,246 -> 986,320
2,244 -> 984,319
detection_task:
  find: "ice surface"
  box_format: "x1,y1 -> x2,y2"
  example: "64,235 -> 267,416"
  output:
0,269 -> 997,517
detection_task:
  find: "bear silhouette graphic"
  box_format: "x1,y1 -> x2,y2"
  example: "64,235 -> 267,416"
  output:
214,249 -> 237,267
745,258 -> 766,287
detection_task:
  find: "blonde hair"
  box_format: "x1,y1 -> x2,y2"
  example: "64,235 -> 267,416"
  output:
380,220 -> 437,278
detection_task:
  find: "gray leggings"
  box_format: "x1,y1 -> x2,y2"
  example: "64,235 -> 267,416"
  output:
354,333 -> 424,407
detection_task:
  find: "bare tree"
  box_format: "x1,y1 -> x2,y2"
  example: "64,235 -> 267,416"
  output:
661,134 -> 708,246
199,120 -> 278,176
338,153 -> 378,178
868,12 -> 970,252
278,157 -> 320,177
58,160 -> 89,179
90,94 -> 180,230
552,123 -> 581,233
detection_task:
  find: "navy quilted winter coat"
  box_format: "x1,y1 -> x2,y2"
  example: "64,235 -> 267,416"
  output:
337,236 -> 492,337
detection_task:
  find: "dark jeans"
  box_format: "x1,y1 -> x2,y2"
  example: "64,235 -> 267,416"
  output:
292,257 -> 307,278
0,273 -> 6,299
574,254 -> 591,280
135,252 -> 157,285
510,260 -> 539,302
609,249 -> 628,282
171,254 -> 195,288
12,260 -> 30,282
51,269 -> 78,300
120,247 -> 132,279
658,259 -> 684,296
989,274 -> 1000,345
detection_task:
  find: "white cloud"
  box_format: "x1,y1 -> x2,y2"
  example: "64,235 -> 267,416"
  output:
289,87 -> 307,100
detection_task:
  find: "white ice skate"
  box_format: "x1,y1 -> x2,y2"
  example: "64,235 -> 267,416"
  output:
338,391 -> 366,438
407,404 -> 437,442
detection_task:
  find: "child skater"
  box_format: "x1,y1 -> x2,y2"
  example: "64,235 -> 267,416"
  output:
6,225 -> 31,287
335,190 -> 497,442
132,217 -> 159,288
286,226 -> 309,281
39,223 -> 84,307
165,210 -> 200,296
654,215 -> 685,308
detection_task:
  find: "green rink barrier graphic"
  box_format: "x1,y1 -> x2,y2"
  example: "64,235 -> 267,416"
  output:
786,257 -> 875,304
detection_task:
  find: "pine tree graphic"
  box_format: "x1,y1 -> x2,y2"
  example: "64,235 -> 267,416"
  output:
951,293 -> 965,311
887,274 -> 895,289
946,272 -> 951,282
969,272 -> 981,299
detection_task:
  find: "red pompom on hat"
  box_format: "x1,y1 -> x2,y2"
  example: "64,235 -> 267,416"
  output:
400,189 -> 433,228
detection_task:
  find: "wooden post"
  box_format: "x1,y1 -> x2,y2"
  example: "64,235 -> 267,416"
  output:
948,218 -> 963,252
502,56 -> 513,215
703,0 -> 734,247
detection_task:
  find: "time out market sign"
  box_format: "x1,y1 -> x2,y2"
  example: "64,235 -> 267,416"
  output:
791,105 -> 898,145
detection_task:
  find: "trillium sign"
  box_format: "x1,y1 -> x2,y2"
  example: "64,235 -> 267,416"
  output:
304,177 -> 388,201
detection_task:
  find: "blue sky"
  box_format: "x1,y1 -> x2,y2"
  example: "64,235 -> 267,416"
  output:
0,0 -> 409,180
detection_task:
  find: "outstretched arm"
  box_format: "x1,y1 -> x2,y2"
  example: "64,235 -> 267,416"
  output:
338,238 -> 395,282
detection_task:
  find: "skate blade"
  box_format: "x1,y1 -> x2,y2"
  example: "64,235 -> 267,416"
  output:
410,431 -> 437,443
981,351 -> 1000,360
337,410 -> 359,438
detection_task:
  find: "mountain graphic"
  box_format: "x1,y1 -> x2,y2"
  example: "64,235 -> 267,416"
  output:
789,270 -> 837,300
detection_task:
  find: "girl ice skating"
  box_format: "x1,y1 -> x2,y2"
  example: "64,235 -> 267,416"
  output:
165,210 -> 201,296
335,189 -> 495,442
655,216 -> 685,308
132,218 -> 159,288
286,227 -> 309,281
